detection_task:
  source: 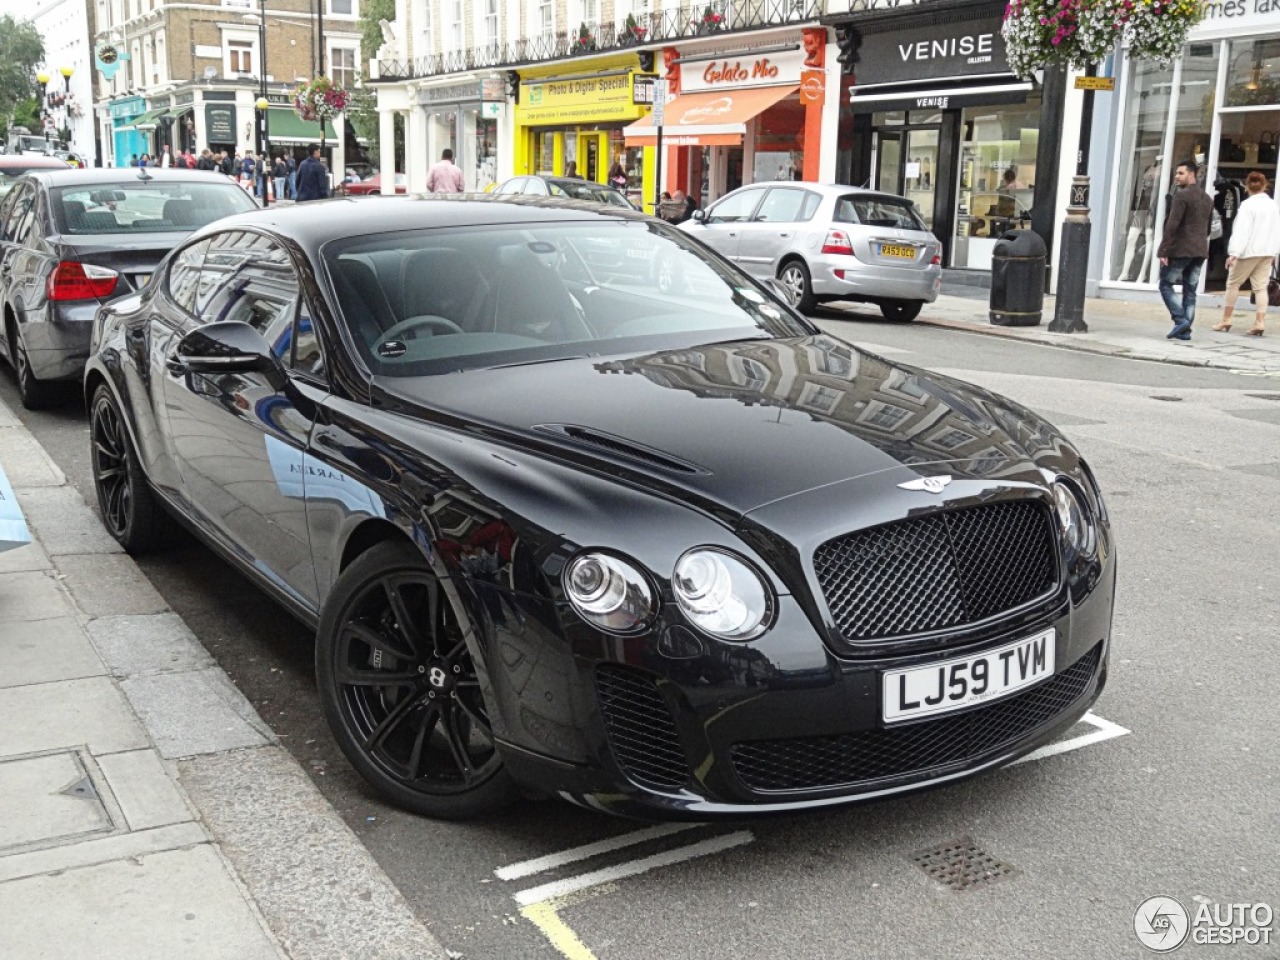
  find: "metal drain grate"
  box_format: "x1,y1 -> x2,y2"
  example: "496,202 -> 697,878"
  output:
913,837 -> 1017,891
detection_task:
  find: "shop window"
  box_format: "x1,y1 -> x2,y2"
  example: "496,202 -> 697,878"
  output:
952,96 -> 1040,270
1225,39 -> 1280,107
475,117 -> 496,189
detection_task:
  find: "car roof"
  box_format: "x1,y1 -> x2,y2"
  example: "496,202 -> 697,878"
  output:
0,155 -> 69,170
199,194 -> 651,251
20,167 -> 236,187
728,182 -> 919,205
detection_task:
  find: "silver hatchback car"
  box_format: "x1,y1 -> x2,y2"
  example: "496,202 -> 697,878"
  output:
679,183 -> 941,320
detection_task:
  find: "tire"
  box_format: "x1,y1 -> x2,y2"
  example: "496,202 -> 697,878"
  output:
880,299 -> 924,322
777,260 -> 815,313
316,540 -> 515,819
8,321 -> 57,410
89,384 -> 171,553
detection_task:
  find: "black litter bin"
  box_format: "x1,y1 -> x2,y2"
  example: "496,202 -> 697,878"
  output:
989,229 -> 1046,326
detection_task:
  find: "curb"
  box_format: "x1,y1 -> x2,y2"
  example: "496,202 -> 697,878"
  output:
0,396 -> 447,959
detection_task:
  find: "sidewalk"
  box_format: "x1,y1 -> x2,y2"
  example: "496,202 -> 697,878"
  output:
0,397 -> 447,959
825,293 -> 1280,377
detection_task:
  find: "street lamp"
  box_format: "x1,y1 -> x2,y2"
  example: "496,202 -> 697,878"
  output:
254,0 -> 271,203
59,67 -> 74,154
35,71 -> 51,148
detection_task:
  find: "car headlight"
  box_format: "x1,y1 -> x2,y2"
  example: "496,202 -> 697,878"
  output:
564,553 -> 656,634
672,548 -> 773,641
1053,480 -> 1097,560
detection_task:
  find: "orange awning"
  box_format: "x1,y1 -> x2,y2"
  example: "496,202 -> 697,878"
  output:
623,85 -> 798,147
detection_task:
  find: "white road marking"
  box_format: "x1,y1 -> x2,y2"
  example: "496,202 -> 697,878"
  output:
1009,711 -> 1131,766
494,823 -> 703,881
513,830 -> 755,907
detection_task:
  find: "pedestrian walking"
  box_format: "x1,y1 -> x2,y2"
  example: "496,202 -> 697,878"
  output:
1158,159 -> 1214,340
425,148 -> 465,193
286,154 -> 297,199
294,144 -> 330,202
1213,170 -> 1280,337
272,155 -> 288,205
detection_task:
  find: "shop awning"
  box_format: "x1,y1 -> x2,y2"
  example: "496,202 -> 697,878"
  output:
847,76 -> 1032,113
265,107 -> 338,145
119,107 -> 169,131
623,85 -> 798,147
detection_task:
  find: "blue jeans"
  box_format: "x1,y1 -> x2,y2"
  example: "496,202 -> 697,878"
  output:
1159,257 -> 1204,333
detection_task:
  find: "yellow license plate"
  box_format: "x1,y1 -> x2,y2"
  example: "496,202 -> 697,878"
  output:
880,244 -> 916,259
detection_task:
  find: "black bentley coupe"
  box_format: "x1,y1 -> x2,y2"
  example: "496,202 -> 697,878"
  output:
85,196 -> 1115,820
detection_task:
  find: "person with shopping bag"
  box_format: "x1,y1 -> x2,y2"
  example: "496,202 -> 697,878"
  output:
1214,170 -> 1280,337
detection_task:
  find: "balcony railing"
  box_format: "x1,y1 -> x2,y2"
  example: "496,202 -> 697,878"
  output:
375,0 -> 821,81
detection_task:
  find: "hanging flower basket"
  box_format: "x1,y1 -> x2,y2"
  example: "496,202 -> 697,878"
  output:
292,76 -> 350,123
1001,0 -> 1204,78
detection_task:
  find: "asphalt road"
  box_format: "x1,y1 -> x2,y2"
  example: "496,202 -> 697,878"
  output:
6,310 -> 1279,960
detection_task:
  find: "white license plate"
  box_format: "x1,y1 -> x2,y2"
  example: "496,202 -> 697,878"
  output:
881,628 -> 1056,724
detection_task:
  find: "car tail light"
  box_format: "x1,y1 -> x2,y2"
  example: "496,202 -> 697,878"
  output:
47,261 -> 119,301
821,230 -> 855,256
930,253 -> 941,266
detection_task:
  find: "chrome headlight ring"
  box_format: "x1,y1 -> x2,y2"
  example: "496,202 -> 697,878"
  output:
672,548 -> 775,642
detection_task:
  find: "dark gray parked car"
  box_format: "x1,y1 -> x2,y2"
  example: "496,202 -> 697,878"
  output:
0,167 -> 257,407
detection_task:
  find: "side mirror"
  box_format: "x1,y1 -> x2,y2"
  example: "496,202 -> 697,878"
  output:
692,208 -> 707,223
175,321 -> 287,391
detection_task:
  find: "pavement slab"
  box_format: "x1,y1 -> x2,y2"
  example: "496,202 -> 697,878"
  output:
119,669 -> 275,759
13,485 -> 124,556
0,569 -> 69,622
0,428 -> 66,487
88,613 -> 215,678
0,845 -> 288,960
0,676 -> 149,758
96,749 -> 197,833
0,539 -> 52,573
0,615 -> 107,688
57,552 -> 168,617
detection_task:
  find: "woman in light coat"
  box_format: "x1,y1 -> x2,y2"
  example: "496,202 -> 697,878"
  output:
1214,170 -> 1280,336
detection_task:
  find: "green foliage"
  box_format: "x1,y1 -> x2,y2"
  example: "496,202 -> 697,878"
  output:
0,15 -> 45,124
360,0 -> 396,66
11,95 -> 39,130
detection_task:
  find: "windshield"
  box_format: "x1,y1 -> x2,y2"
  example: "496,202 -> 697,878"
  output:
546,180 -> 634,209
324,220 -> 811,376
835,195 -> 927,231
50,181 -> 258,235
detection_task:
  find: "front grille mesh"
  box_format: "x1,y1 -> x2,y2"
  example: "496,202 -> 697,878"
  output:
730,645 -> 1099,794
814,501 -> 1057,642
596,665 -> 688,790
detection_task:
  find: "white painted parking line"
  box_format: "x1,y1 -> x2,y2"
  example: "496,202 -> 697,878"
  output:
495,823 -> 702,881
1009,711 -> 1131,766
513,830 -> 755,908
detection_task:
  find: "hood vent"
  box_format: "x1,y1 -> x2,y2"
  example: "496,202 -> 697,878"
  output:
535,424 -> 708,475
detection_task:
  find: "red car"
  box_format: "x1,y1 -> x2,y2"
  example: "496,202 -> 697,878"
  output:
339,173 -> 407,196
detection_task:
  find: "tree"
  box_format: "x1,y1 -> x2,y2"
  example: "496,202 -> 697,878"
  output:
0,16 -> 45,128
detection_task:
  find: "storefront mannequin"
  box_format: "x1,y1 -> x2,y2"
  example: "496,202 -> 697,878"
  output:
1120,156 -> 1161,282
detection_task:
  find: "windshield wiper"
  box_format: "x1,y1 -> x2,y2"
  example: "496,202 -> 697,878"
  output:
481,353 -> 597,370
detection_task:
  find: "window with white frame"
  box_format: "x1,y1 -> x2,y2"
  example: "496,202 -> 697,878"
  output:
536,0 -> 552,35
327,0 -> 356,16
330,47 -> 356,89
415,0 -> 433,57
227,38 -> 255,76
575,0 -> 598,30
482,0 -> 497,46
448,0 -> 462,50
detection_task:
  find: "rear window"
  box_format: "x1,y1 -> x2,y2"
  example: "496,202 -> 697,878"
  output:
546,180 -> 634,209
835,195 -> 926,231
50,181 -> 257,235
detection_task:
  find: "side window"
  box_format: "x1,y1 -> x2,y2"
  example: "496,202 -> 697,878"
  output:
291,301 -> 325,379
524,178 -> 548,195
3,186 -> 35,244
494,178 -> 522,195
196,230 -> 252,316
754,188 -> 808,224
203,234 -> 300,350
166,239 -> 210,315
707,189 -> 763,224
800,191 -> 822,221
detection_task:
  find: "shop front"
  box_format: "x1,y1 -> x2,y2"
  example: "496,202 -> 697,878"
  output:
512,57 -> 655,210
412,78 -> 503,191
839,0 -> 1062,273
623,35 -> 819,207
1102,2 -> 1280,295
108,95 -> 146,167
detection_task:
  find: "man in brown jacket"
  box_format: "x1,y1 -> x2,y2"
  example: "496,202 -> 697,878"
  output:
1158,159 -> 1214,340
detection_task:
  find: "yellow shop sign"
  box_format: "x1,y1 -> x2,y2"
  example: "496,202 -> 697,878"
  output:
520,73 -> 646,124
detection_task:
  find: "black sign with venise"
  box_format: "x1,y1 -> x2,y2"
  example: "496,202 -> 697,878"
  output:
855,14 -> 1010,86
205,104 -> 235,144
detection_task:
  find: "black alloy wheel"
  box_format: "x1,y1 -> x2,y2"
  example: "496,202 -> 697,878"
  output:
777,260 -> 816,313
89,384 -> 170,552
880,299 -> 923,322
316,540 -> 514,819
8,321 -> 56,409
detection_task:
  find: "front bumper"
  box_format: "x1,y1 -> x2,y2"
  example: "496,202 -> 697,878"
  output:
494,555 -> 1115,819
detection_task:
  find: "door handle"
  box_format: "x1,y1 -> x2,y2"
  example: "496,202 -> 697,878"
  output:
165,355 -> 187,376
